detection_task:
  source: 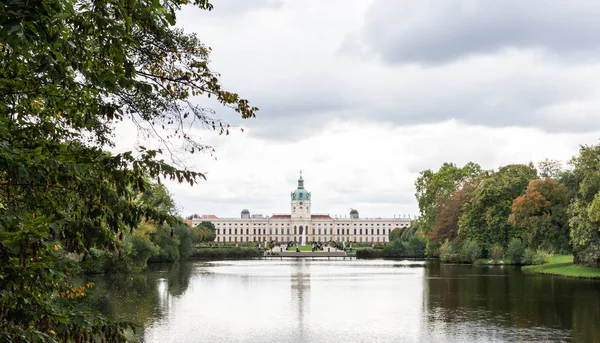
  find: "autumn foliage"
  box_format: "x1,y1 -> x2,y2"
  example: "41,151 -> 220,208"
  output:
429,181 -> 478,247
509,178 -> 569,253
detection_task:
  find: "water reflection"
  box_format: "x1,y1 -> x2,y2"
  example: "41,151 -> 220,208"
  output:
86,259 -> 600,343
423,261 -> 600,342
290,260 -> 310,339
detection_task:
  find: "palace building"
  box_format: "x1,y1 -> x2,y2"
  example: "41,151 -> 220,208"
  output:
187,172 -> 412,245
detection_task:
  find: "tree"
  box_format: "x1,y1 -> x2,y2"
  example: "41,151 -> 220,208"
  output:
0,0 -> 256,341
428,179 -> 479,249
459,164 -> 538,251
389,227 -> 405,241
538,159 -> 563,179
193,222 -> 216,243
415,162 -> 482,235
136,183 -> 178,216
568,144 -> 600,266
508,178 -> 569,253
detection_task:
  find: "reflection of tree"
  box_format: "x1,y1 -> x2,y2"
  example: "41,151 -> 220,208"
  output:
157,261 -> 194,297
423,261 -> 600,342
83,261 -> 196,339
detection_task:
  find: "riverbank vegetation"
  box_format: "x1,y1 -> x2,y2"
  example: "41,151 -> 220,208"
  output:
0,0 -> 257,340
522,255 -> 600,279
413,143 -> 600,274
357,223 -> 427,259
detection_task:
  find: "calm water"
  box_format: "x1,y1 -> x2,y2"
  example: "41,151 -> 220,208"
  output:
86,259 -> 600,343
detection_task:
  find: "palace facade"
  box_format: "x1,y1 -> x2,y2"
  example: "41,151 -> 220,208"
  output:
187,173 -> 412,245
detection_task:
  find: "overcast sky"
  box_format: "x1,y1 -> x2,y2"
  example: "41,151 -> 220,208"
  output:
114,0 -> 600,219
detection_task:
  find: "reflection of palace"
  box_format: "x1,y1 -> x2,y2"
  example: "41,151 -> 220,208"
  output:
187,172 -> 412,245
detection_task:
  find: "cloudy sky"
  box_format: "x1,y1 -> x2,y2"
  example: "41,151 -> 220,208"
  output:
115,0 -> 600,219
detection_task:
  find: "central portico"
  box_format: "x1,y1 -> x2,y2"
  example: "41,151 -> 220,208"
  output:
291,171 -> 311,245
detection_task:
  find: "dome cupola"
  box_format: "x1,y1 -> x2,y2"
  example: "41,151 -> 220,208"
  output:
291,170 -> 311,201
241,209 -> 250,219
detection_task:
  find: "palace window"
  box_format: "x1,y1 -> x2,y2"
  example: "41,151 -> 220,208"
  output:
234,229 -> 237,235
359,229 -> 362,235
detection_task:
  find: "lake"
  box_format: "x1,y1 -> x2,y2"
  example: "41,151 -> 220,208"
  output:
86,259 -> 600,343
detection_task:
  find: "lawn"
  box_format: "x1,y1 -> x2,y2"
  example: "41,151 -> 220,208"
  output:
522,255 -> 600,279
286,245 -> 318,251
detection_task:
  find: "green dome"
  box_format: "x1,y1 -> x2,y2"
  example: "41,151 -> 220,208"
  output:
291,172 -> 310,200
291,188 -> 311,201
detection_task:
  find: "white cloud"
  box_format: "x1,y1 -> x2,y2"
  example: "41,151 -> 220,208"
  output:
113,120 -> 600,219
112,1 -> 600,220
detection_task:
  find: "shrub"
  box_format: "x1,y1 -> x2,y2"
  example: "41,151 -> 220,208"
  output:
523,249 -> 550,265
490,243 -> 503,261
523,248 -> 535,265
533,250 -> 551,265
426,241 -> 440,258
405,235 -> 427,257
83,247 -> 113,274
459,239 -> 482,263
128,235 -> 160,270
439,240 -> 459,263
174,225 -> 198,259
149,225 -> 181,263
506,238 -> 526,264
383,239 -> 405,258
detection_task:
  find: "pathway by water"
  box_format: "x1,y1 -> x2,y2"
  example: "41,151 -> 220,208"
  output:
86,259 -> 600,343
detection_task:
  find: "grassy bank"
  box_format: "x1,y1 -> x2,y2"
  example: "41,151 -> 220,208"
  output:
522,255 -> 600,279
189,247 -> 264,260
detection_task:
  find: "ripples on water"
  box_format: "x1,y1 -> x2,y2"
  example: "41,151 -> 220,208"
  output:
87,259 -> 600,343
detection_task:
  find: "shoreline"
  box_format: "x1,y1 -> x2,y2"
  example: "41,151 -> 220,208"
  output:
522,255 -> 600,279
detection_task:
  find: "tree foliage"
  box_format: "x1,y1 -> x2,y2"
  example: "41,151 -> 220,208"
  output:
0,0 -> 256,340
508,178 -> 569,253
428,179 -> 479,249
458,164 -> 538,250
414,162 -> 482,235
568,144 -> 600,266
192,221 -> 216,243
538,158 -> 563,179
